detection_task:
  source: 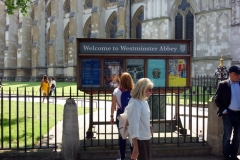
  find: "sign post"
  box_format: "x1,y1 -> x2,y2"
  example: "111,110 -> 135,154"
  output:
77,38 -> 192,138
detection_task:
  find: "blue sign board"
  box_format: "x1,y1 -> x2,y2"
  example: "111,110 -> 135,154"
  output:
82,59 -> 101,87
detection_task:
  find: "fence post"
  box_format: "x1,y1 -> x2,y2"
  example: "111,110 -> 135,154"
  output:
207,97 -> 223,156
61,98 -> 79,160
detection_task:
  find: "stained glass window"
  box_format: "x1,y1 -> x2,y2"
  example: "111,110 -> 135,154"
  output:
136,12 -> 144,39
175,13 -> 183,39
110,17 -> 117,38
178,0 -> 190,11
185,11 -> 194,40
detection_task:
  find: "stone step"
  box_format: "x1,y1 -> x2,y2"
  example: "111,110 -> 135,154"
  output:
79,143 -> 212,160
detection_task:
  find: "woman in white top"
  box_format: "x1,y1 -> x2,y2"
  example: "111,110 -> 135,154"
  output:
49,77 -> 56,96
110,72 -> 134,160
125,78 -> 153,160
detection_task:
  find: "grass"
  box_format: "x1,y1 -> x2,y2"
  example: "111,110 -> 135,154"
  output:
0,100 -> 92,148
0,82 -> 212,104
1,82 -> 79,96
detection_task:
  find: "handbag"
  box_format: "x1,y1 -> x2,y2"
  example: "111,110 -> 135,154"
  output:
51,83 -> 55,89
117,112 -> 129,139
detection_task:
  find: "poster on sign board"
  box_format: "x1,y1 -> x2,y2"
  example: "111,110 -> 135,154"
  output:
104,59 -> 123,88
168,59 -> 187,86
147,59 -> 166,87
81,59 -> 101,87
126,59 -> 144,84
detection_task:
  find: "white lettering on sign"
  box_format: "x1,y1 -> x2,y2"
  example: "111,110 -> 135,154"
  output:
82,44 -> 180,53
120,46 -> 158,51
159,46 -> 177,52
83,45 -> 112,51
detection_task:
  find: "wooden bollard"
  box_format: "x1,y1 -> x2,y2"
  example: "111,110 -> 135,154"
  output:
62,98 -> 79,160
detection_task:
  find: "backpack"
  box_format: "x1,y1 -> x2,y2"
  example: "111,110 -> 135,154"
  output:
119,88 -> 131,112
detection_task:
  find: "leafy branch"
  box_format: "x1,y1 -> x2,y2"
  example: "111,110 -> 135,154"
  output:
4,0 -> 31,16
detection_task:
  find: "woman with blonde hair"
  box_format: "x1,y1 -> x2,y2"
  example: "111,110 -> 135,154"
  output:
110,72 -> 134,160
40,75 -> 50,102
125,78 -> 154,160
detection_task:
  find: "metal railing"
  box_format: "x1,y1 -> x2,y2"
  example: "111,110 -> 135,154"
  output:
0,76 -> 217,152
80,86 -> 215,150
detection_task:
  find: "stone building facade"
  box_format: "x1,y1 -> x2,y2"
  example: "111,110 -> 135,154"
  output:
0,0 -> 239,81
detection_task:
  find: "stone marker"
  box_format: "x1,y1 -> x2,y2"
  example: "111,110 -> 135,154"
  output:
207,97 -> 223,156
62,98 -> 79,160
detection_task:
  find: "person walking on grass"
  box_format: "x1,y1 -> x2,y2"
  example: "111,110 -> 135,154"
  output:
125,78 -> 154,160
215,66 -> 240,160
49,77 -> 56,96
110,72 -> 134,160
40,75 -> 50,102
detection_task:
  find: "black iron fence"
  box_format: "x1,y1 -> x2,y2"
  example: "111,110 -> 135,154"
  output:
0,76 -> 218,152
81,86 -> 215,150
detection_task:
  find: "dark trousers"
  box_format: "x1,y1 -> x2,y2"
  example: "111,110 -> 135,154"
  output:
49,88 -> 56,96
222,110 -> 240,158
116,109 -> 133,160
137,140 -> 151,160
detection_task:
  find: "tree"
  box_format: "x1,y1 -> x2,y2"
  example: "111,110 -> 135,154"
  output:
4,0 -> 31,16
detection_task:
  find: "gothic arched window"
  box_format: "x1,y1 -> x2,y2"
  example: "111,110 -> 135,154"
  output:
46,2 -> 51,17
185,11 -> 194,40
106,12 -> 117,38
175,13 -> 183,39
64,23 -> 69,66
83,17 -> 92,38
132,6 -> 144,39
174,0 -> 194,53
110,17 -> 117,38
64,0 -> 70,14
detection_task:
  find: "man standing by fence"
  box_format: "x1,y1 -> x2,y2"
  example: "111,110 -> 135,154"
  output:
215,65 -> 240,160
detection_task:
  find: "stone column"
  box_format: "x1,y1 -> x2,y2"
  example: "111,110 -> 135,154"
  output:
47,0 -> 57,77
16,13 -> 32,81
31,0 -> 47,81
91,0 -> 103,38
4,11 -> 18,81
0,2 -> 6,78
207,97 -> 223,156
48,0 -> 64,79
62,98 -> 79,160
65,0 -> 78,81
116,0 -> 127,39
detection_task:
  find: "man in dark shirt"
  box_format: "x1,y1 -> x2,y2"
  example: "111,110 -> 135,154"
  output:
215,66 -> 240,160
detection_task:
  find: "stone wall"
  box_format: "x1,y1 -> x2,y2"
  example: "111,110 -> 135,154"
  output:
0,0 -> 239,81
0,2 -> 5,78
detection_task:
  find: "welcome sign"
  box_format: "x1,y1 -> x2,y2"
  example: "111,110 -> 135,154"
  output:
80,42 -> 188,54
77,38 -> 192,90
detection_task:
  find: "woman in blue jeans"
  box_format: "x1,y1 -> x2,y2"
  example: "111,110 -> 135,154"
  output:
110,72 -> 134,160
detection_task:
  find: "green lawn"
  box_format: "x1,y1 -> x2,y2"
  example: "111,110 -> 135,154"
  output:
0,100 -> 92,148
1,82 -> 79,96
0,82 -> 212,104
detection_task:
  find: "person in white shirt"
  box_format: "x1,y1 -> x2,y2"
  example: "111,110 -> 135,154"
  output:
110,72 -> 134,160
125,78 -> 154,160
49,77 -> 56,96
